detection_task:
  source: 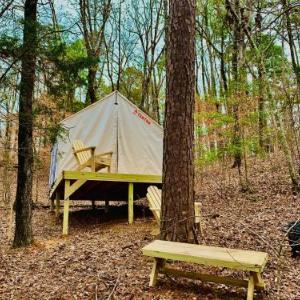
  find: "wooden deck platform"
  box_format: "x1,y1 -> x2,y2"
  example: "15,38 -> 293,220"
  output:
49,171 -> 162,235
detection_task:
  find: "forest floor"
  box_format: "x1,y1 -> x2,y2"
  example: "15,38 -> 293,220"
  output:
0,154 -> 300,300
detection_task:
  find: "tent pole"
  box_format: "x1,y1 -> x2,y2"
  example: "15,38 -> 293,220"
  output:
128,182 -> 134,224
63,180 -> 71,235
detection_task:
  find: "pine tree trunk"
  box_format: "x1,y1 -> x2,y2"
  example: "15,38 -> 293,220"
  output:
13,0 -> 37,247
161,0 -> 197,243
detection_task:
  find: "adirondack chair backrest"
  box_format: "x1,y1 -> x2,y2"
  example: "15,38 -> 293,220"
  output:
147,186 -> 162,222
73,140 -> 91,166
147,185 -> 202,228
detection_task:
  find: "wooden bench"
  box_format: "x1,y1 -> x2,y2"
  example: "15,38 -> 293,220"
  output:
142,240 -> 268,300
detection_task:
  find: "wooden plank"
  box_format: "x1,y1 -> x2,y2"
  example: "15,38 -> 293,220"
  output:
194,202 -> 201,224
147,186 -> 162,222
50,173 -> 63,199
62,180 -> 71,235
161,267 -> 253,288
147,193 -> 161,221
63,171 -> 162,184
253,271 -> 265,289
65,179 -> 87,199
142,240 -> 268,273
149,259 -> 159,287
128,182 -> 134,224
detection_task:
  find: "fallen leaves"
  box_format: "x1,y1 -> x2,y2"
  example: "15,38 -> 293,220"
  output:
0,154 -> 299,299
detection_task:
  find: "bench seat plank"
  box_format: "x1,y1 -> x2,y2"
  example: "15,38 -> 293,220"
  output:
142,240 -> 268,273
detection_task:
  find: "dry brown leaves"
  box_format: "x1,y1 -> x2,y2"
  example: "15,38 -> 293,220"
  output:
0,154 -> 300,299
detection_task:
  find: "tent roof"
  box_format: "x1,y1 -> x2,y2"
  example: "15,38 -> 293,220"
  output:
60,90 -> 162,129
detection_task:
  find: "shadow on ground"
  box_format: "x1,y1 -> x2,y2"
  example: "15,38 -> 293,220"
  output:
55,202 -> 154,230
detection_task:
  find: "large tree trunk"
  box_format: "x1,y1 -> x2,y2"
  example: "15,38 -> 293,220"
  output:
13,0 -> 38,247
161,0 -> 197,243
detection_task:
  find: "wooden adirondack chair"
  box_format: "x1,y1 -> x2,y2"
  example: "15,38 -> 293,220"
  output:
146,186 -> 204,233
72,140 -> 112,172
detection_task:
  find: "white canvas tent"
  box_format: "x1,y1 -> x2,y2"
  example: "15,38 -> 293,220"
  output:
49,91 -> 163,186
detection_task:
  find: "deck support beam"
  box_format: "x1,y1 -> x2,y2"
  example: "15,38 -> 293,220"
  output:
55,192 -> 60,217
65,179 -> 87,199
128,182 -> 134,224
63,180 -> 71,235
105,200 -> 109,213
50,199 -> 55,212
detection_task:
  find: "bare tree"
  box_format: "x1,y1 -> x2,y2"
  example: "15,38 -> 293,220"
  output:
129,0 -> 164,116
79,0 -> 111,104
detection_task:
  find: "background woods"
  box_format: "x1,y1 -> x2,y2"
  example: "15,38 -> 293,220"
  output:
1,0 -> 299,188
0,0 -> 299,235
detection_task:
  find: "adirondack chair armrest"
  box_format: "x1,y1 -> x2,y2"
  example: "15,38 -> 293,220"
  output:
95,151 -> 113,158
73,146 -> 96,154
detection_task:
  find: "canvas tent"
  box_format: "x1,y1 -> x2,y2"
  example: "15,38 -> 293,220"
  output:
49,91 -> 163,187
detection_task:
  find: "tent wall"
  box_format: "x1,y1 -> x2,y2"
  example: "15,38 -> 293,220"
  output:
117,94 -> 163,175
49,91 -> 163,187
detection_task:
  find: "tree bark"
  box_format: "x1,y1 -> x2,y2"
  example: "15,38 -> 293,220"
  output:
226,0 -> 245,171
161,0 -> 197,243
13,0 -> 37,247
255,3 -> 267,150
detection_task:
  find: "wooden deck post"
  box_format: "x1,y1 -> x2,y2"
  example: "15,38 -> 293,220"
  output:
55,192 -> 60,217
105,200 -> 109,213
63,180 -> 71,235
50,199 -> 55,212
128,182 -> 134,224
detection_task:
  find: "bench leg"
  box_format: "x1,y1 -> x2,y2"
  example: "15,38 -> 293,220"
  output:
247,273 -> 255,300
149,258 -> 164,287
150,259 -> 159,287
253,272 -> 265,289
